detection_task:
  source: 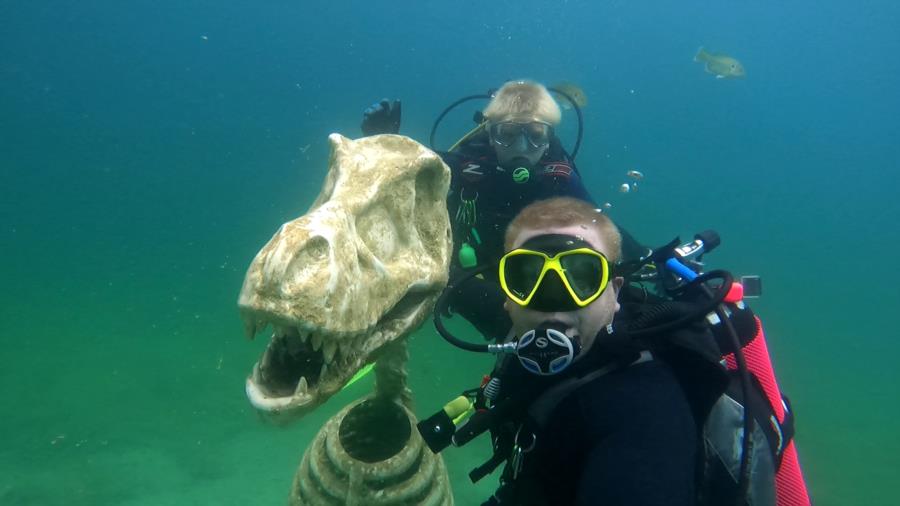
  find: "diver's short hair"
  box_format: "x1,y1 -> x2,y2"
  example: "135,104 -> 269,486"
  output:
483,80 -> 562,125
504,197 -> 622,263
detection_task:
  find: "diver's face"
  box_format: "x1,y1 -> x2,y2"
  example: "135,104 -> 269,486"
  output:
504,224 -> 624,360
489,118 -> 550,167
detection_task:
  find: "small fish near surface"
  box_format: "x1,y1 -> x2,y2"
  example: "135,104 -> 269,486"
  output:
694,47 -> 746,79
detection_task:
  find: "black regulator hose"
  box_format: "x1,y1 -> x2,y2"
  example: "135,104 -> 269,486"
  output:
697,283 -> 755,506
546,87 -> 584,160
720,302 -> 754,506
678,269 -> 753,506
433,265 -> 495,353
429,94 -> 491,151
628,270 -> 732,337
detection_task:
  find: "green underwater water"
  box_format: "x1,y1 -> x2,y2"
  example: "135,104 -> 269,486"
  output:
2,1 -> 900,505
1,148 -> 897,505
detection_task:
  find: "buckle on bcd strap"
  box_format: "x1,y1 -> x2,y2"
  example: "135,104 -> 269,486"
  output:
509,426 -> 537,480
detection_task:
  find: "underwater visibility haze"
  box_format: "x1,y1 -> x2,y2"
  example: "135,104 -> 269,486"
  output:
1,0 -> 898,504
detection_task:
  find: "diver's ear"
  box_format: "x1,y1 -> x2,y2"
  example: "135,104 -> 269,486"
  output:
612,276 -> 625,313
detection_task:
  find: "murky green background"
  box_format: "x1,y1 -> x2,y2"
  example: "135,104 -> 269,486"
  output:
2,1 -> 898,504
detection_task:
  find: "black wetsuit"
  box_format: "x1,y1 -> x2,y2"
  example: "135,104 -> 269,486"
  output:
442,133 -> 647,339
491,359 -> 699,506
481,315 -> 728,506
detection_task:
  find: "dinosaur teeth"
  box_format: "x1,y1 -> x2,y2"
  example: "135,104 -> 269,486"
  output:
323,340 -> 337,363
342,341 -> 356,361
320,363 -> 328,379
294,376 -> 309,396
311,333 -> 323,351
297,329 -> 308,343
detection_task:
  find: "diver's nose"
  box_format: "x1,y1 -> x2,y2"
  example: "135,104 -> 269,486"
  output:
510,133 -> 529,152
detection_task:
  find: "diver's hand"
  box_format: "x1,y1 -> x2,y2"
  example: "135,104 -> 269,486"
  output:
361,99 -> 401,136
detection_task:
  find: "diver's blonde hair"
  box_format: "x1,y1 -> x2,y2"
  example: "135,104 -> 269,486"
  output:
504,197 -> 622,263
483,80 -> 562,125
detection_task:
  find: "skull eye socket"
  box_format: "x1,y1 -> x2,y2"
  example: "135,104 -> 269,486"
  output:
305,236 -> 329,262
357,205 -> 398,261
284,235 -> 330,289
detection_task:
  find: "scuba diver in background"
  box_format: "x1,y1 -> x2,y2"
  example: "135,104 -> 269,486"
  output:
361,80 -> 648,340
421,197 -> 811,505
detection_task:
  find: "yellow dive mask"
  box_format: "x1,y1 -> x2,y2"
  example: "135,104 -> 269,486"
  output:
499,234 -> 610,311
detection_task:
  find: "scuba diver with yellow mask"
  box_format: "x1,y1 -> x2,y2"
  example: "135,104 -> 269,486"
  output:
361,80 -> 649,341
420,197 -> 811,505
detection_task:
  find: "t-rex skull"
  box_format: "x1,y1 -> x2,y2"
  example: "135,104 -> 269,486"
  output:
239,133 -> 451,420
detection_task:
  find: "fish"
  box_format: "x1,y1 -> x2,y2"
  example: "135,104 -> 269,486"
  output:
694,47 -> 746,79
626,169 -> 643,180
551,82 -> 588,110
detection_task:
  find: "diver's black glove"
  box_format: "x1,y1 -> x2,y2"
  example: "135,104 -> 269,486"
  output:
361,99 -> 401,136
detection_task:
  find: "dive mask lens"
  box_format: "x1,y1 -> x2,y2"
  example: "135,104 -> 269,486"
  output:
559,252 -> 604,300
490,121 -> 552,149
524,121 -> 551,148
500,252 -> 547,302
